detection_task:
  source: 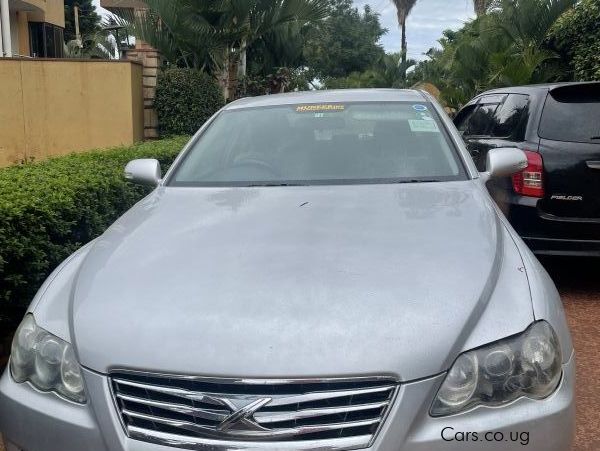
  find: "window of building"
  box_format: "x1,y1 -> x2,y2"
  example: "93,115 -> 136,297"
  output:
29,22 -> 64,58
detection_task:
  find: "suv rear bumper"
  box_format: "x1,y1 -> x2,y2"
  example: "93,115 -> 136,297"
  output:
502,195 -> 600,256
523,236 -> 600,256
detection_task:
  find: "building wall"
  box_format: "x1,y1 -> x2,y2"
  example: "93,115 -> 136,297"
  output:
0,59 -> 144,167
28,0 -> 65,28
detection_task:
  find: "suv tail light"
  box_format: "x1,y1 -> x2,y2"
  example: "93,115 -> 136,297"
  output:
512,150 -> 544,198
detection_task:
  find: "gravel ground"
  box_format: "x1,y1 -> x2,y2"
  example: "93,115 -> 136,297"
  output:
542,257 -> 600,451
1,257 -> 598,451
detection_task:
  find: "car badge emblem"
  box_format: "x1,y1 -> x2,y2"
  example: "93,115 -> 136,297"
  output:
550,195 -> 583,201
217,397 -> 273,432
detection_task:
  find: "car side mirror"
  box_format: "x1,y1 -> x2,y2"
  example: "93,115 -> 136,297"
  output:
482,148 -> 528,181
124,159 -> 161,186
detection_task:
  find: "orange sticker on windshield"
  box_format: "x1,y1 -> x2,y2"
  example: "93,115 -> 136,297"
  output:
295,104 -> 345,113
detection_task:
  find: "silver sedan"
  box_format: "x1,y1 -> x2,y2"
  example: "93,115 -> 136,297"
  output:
0,89 -> 574,451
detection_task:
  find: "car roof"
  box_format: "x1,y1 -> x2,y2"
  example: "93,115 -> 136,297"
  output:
224,89 -> 428,110
478,81 -> 600,97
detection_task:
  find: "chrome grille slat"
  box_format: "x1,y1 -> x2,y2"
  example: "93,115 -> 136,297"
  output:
253,401 -> 389,424
264,385 -> 396,407
110,372 -> 398,451
127,426 -> 375,451
113,378 -> 232,409
116,393 -> 229,422
123,408 -> 382,439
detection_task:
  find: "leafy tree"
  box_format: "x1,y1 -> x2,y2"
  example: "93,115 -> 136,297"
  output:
323,52 -> 411,89
64,0 -> 102,48
547,0 -> 600,81
303,0 -> 386,79
409,0 -> 577,109
64,28 -> 118,59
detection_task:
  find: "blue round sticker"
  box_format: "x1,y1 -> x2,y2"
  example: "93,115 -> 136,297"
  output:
413,104 -> 428,112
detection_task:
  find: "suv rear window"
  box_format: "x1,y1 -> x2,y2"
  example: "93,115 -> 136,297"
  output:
539,84 -> 600,144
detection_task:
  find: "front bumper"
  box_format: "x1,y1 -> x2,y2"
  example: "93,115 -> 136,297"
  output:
1,353 -> 575,451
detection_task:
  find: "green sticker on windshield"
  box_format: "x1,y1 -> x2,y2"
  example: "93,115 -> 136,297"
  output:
408,119 -> 439,133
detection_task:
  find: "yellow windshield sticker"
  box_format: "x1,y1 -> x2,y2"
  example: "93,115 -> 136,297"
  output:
408,119 -> 439,133
295,104 -> 345,113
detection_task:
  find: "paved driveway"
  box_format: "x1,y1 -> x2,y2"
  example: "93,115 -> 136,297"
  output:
1,257 -> 599,451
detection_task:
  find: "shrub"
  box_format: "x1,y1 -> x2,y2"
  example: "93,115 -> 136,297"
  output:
155,68 -> 225,136
549,0 -> 600,81
0,136 -> 189,316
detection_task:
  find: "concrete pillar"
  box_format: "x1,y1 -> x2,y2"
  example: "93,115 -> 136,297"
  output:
0,0 -> 11,57
17,11 -> 29,56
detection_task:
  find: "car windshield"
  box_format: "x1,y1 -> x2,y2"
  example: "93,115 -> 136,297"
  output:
168,102 -> 466,186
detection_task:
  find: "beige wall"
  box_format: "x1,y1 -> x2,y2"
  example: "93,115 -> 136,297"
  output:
27,0 -> 65,28
0,59 -> 144,167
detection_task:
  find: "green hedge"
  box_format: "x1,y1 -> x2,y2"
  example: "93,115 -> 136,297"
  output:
155,68 -> 225,136
549,0 -> 600,81
0,137 -> 189,316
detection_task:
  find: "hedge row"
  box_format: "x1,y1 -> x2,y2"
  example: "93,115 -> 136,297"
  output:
155,68 -> 225,136
0,136 -> 189,316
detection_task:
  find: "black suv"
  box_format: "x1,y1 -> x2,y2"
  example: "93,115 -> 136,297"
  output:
455,82 -> 600,256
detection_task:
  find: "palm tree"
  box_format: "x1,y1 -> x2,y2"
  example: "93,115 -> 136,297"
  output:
390,0 -> 418,77
432,0 -> 577,107
219,0 -> 328,99
64,20 -> 120,59
124,0 -> 328,100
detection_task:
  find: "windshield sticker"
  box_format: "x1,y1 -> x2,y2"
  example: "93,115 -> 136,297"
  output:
412,104 -> 428,112
417,111 -> 435,120
296,104 -> 345,113
408,119 -> 439,132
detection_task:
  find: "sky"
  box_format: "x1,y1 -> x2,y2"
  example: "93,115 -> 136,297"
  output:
355,0 -> 475,59
93,0 -> 476,61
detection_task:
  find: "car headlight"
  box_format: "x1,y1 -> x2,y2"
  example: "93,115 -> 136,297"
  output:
431,321 -> 562,416
10,314 -> 86,403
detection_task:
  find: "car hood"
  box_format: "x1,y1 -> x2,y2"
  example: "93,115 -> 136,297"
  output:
72,181 -> 534,380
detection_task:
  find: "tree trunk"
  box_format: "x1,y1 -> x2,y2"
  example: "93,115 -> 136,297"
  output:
227,51 -> 240,102
238,39 -> 247,79
218,49 -> 230,101
474,0 -> 488,16
401,19 -> 407,80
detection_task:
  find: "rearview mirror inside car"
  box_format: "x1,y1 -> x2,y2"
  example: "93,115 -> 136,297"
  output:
124,159 -> 162,186
483,147 -> 528,180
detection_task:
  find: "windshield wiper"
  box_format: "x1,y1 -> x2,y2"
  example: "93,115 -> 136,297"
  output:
392,179 -> 442,184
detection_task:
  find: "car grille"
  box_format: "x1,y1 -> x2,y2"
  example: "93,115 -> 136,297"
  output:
110,371 -> 398,450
